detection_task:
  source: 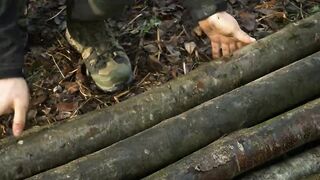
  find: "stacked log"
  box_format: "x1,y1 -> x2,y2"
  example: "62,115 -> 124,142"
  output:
239,145 -> 320,180
145,99 -> 320,180
29,52 -> 320,179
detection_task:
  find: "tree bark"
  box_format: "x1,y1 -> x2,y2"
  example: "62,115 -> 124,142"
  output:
1,13 -> 320,180
28,52 -> 320,180
145,99 -> 320,180
302,174 -> 320,180
238,146 -> 320,180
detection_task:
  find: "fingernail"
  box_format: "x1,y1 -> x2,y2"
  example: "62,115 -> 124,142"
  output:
250,37 -> 256,42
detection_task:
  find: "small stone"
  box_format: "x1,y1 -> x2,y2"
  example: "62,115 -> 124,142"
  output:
18,140 -> 24,145
53,85 -> 63,93
144,149 -> 150,155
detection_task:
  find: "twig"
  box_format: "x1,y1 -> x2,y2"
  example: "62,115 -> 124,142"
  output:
183,62 -> 188,75
114,90 -> 131,99
156,28 -> 162,61
182,25 -> 190,39
70,98 -> 92,118
121,13 -> 143,31
56,52 -> 72,62
46,6 -> 66,21
93,96 -> 109,107
300,3 -> 304,19
113,96 -> 120,103
137,73 -> 151,87
257,12 -> 287,22
32,83 -> 52,91
78,83 -> 92,98
121,5 -> 148,31
47,53 -> 66,79
288,1 -> 307,18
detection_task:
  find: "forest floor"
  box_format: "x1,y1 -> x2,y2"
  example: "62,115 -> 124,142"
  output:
0,0 -> 319,138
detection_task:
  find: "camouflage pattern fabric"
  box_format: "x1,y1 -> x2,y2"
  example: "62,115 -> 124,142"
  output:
66,20 -> 133,92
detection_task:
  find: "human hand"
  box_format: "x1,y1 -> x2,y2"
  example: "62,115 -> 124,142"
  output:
0,78 -> 29,137
199,11 -> 256,59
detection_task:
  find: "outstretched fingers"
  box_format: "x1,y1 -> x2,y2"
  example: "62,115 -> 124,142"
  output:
233,30 -> 256,44
229,42 -> 237,53
211,41 -> 221,59
221,43 -> 230,57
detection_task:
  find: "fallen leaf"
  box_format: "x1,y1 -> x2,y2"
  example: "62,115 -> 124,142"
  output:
184,42 -> 197,55
238,11 -> 257,32
57,102 -> 78,112
63,82 -> 80,94
147,55 -> 163,72
143,44 -> 159,53
56,112 -> 72,121
31,93 -> 48,107
27,109 -> 38,121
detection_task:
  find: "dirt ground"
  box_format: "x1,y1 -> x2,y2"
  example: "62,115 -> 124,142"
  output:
0,0 -> 319,138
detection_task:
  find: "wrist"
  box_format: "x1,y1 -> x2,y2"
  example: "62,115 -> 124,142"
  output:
198,11 -> 227,26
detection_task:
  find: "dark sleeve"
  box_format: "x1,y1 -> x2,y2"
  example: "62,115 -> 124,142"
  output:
182,0 -> 227,21
0,0 -> 26,78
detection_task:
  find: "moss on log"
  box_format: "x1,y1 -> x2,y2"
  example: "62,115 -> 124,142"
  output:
28,52 -> 320,179
1,13 -> 320,180
146,99 -> 320,180
239,146 -> 320,180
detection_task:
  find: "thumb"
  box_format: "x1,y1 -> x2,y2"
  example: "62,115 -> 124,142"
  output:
233,30 -> 256,44
12,102 -> 28,137
198,19 -> 214,37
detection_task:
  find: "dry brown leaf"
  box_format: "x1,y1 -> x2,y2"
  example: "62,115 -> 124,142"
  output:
63,82 -> 80,94
239,11 -> 257,32
255,0 -> 277,9
31,93 -> 48,107
57,102 -> 79,112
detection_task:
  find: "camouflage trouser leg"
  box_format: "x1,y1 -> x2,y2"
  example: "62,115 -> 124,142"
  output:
66,0 -> 134,21
65,0 -> 134,92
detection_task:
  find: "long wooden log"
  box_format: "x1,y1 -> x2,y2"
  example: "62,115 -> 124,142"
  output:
239,145 -> 320,180
1,13 -> 320,179
145,99 -> 320,180
28,52 -> 320,179
303,174 -> 320,180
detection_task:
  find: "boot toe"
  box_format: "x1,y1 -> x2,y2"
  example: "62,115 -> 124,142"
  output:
91,64 -> 133,92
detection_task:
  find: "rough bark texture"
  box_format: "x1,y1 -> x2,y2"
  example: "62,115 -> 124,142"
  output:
0,123 -> 59,150
239,146 -> 320,180
145,99 -> 320,180
28,52 -> 320,180
303,174 -> 320,180
1,13 -> 320,180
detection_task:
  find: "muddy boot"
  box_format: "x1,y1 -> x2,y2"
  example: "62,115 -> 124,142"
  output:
66,20 -> 132,92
